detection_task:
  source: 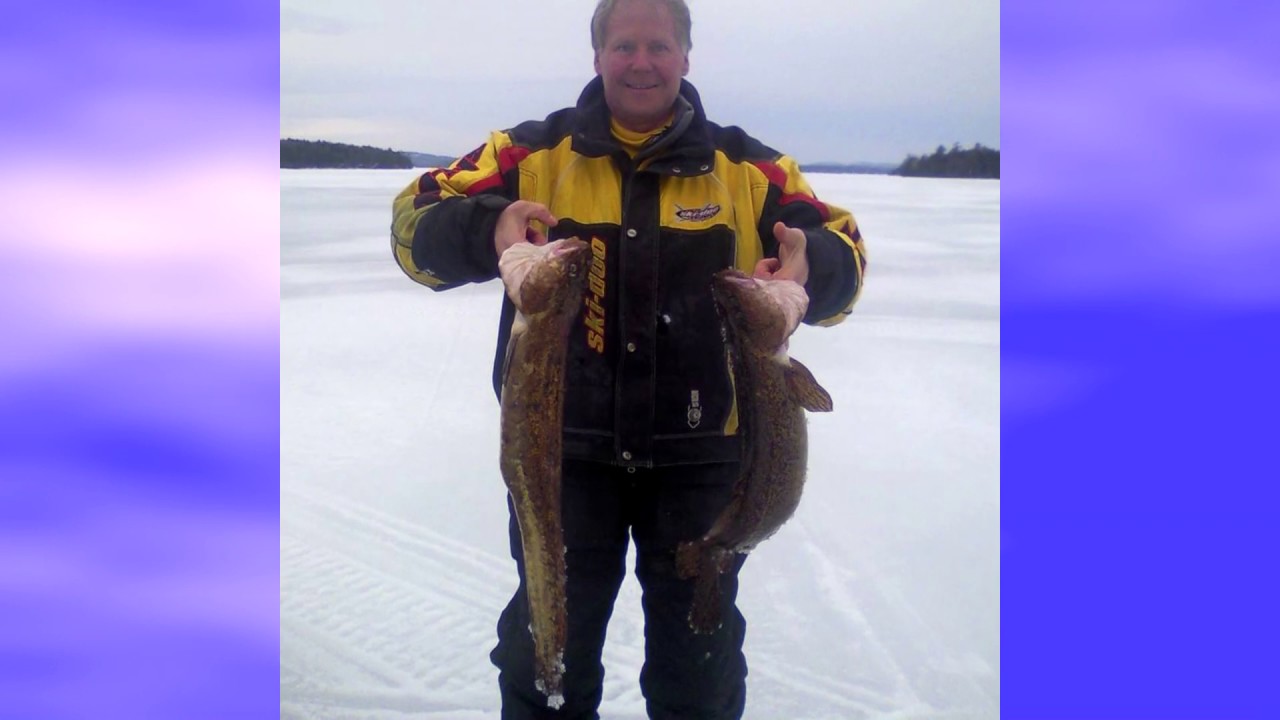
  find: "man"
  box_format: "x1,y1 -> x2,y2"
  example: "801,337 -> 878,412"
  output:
391,0 -> 866,717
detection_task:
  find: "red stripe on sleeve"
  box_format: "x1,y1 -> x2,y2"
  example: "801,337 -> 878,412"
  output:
752,160 -> 831,221
751,160 -> 788,188
457,145 -> 526,196
498,146 -> 532,173
780,191 -> 831,221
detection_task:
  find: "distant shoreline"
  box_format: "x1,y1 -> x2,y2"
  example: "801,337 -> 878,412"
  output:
281,138 -> 997,178
798,163 -> 897,175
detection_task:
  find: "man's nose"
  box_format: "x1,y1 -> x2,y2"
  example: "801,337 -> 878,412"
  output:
629,49 -> 656,70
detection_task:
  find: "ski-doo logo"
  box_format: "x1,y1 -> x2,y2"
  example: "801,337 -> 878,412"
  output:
583,236 -> 607,354
674,203 -> 721,223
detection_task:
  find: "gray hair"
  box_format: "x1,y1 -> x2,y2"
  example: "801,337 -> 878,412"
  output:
590,0 -> 693,53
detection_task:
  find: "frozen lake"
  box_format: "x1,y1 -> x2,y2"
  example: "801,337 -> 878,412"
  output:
281,169 -> 1000,719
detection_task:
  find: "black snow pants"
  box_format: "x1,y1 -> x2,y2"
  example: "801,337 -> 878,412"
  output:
490,459 -> 748,720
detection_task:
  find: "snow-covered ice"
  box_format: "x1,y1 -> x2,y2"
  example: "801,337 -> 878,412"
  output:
281,169 -> 999,719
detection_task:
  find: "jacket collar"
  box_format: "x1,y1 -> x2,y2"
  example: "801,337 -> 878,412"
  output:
570,76 -> 716,176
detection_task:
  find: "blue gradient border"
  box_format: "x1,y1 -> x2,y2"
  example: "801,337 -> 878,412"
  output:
1,1 -> 280,718
1003,2 -> 1280,718
5,0 -> 1279,717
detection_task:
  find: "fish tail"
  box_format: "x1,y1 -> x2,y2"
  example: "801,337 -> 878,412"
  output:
686,548 -> 726,635
516,499 -> 568,706
524,541 -> 567,703
675,540 -> 702,579
533,649 -> 566,709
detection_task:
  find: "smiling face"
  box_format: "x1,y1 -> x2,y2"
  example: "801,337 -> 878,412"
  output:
593,0 -> 690,133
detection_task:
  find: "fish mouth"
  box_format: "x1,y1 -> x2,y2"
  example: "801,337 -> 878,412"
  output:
713,268 -> 752,283
710,268 -> 795,349
548,237 -> 588,257
549,238 -> 592,278
712,268 -> 759,296
710,269 -> 752,321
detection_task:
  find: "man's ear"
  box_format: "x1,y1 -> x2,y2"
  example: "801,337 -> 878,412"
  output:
681,53 -> 689,76
594,51 -> 602,75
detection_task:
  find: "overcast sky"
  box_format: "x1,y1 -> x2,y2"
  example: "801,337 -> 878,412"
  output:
280,0 -> 999,165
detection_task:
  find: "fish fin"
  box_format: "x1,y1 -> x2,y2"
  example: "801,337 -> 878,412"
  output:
675,541 -> 701,580
785,358 -> 834,412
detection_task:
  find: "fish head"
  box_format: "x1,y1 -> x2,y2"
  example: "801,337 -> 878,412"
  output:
517,237 -> 593,317
710,269 -> 792,352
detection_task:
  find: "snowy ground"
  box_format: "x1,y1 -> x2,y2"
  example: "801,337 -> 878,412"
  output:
281,169 -> 1000,719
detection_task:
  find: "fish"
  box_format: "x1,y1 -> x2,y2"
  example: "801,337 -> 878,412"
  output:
496,237 -> 592,709
675,268 -> 834,634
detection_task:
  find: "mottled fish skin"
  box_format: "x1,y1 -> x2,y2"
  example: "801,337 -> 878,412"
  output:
498,238 -> 592,706
676,269 -> 833,634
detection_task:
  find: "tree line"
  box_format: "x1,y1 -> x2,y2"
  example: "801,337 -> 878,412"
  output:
280,136 -> 1000,179
893,143 -> 999,179
281,138 -> 412,169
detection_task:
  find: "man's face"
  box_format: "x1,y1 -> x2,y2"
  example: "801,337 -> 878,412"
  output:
593,0 -> 689,133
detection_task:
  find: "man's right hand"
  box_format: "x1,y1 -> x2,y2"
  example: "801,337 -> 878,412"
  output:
494,200 -> 558,258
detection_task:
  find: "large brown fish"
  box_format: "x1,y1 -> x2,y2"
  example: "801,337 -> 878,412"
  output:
497,238 -> 592,708
675,268 -> 834,634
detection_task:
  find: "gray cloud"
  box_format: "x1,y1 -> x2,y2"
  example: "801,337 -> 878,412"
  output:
281,0 -> 999,164
280,8 -> 350,37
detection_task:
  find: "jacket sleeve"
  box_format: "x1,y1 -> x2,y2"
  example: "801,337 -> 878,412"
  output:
390,132 -> 519,290
752,155 -> 868,326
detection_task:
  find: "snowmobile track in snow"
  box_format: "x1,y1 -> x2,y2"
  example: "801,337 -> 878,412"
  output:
282,484 -> 511,717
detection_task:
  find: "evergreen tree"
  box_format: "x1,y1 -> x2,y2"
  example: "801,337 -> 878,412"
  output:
281,139 -> 413,169
892,143 -> 999,179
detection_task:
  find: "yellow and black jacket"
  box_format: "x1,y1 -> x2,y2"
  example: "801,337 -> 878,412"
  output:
392,77 -> 866,467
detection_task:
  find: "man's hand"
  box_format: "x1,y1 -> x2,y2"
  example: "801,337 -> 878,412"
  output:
752,221 -> 809,286
494,200 -> 558,257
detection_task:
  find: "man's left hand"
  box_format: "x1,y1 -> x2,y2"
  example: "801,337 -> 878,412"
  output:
752,222 -> 809,286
